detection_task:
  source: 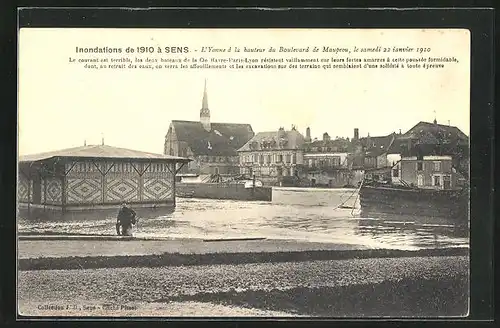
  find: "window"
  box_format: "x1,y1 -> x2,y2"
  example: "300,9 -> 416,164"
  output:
433,161 -> 441,171
433,175 -> 441,186
417,162 -> 423,171
332,156 -> 341,167
277,154 -> 283,163
443,175 -> 451,189
266,155 -> 272,163
259,155 -> 264,164
285,154 -> 291,163
291,154 -> 296,164
392,168 -> 399,177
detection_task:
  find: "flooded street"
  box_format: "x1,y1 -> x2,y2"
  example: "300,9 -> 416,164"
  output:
18,188 -> 469,251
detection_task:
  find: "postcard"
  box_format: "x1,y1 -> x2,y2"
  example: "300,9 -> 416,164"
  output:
18,27 -> 470,318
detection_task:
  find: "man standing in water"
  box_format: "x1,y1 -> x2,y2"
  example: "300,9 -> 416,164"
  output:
116,203 -> 137,236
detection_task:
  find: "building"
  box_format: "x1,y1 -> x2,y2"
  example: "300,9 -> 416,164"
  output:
397,120 -> 469,177
391,155 -> 464,190
359,132 -> 401,169
237,126 -> 305,185
18,144 -> 190,211
164,81 -> 254,175
302,128 -> 358,187
385,120 -> 469,190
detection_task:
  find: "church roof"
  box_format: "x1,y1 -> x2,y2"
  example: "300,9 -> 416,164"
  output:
238,129 -> 306,152
171,120 -> 254,156
19,144 -> 190,163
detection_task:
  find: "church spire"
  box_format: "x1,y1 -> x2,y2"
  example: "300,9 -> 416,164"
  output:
202,78 -> 209,109
200,79 -> 211,131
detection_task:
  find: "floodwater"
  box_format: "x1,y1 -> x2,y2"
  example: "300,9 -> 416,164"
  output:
17,187 -> 469,251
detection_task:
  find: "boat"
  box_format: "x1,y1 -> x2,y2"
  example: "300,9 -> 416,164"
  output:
359,180 -> 469,221
176,174 -> 272,201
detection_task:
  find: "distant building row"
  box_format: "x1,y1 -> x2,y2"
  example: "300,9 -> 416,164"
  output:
164,83 -> 469,190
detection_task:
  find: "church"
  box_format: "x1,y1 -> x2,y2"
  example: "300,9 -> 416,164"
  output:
164,81 -> 255,176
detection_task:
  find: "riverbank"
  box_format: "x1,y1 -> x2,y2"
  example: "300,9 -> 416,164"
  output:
18,255 -> 469,317
18,236 -> 468,271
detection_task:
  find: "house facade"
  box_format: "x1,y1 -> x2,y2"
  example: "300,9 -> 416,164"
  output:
164,81 -> 254,176
237,127 -> 305,185
301,129 -> 359,187
391,155 -> 462,190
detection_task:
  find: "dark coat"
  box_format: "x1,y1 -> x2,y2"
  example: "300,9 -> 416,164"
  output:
117,206 -> 137,227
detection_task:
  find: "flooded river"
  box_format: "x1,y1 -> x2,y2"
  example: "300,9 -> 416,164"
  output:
18,187 -> 469,250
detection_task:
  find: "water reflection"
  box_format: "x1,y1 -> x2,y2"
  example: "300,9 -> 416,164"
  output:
18,188 -> 469,250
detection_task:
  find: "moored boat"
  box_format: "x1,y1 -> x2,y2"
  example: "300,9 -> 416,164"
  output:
176,174 -> 272,201
359,182 -> 469,221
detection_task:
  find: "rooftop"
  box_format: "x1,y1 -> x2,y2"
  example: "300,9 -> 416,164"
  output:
399,121 -> 469,144
238,129 -> 305,152
19,144 -> 191,163
170,120 -> 254,156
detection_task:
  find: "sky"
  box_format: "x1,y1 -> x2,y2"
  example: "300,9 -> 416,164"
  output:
18,28 -> 470,155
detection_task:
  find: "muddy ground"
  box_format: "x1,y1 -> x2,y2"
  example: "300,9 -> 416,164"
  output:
18,255 -> 469,317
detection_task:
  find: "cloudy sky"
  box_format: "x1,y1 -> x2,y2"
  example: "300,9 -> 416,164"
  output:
18,28 -> 470,155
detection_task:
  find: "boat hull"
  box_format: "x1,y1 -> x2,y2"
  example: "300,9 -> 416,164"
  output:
176,182 -> 272,201
359,185 -> 469,221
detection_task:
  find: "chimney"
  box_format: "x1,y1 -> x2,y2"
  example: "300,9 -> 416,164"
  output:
84,139 -> 87,146
323,132 -> 330,142
354,128 -> 359,141
101,133 -> 104,145
277,127 -> 286,148
305,127 -> 311,142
